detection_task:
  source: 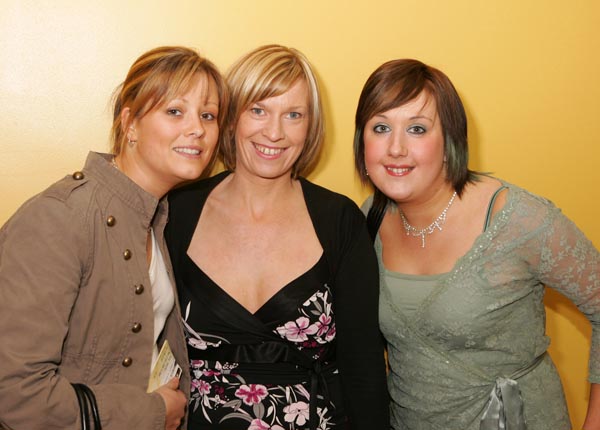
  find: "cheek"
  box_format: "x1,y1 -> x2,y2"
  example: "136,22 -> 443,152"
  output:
288,122 -> 309,146
420,140 -> 445,166
363,139 -> 382,168
207,124 -> 220,145
235,116 -> 253,139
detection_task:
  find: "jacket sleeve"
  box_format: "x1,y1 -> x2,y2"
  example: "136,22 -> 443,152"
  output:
0,193 -> 166,430
331,200 -> 390,430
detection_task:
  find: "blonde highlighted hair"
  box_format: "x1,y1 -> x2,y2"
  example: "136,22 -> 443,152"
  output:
110,46 -> 227,155
222,44 -> 324,178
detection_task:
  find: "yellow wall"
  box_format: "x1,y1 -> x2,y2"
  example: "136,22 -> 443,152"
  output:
1,1 -> 598,427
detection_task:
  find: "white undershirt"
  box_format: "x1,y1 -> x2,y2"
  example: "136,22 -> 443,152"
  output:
148,228 -> 175,366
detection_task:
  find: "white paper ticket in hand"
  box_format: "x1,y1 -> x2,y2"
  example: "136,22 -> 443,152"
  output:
147,340 -> 182,393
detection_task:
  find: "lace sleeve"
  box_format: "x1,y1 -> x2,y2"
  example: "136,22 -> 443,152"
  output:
534,203 -> 600,383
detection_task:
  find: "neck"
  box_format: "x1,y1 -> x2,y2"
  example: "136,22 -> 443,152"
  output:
113,154 -> 168,200
396,185 -> 456,227
224,171 -> 299,218
395,185 -> 458,248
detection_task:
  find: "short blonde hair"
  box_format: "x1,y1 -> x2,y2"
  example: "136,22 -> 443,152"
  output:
222,44 -> 324,178
110,46 -> 227,155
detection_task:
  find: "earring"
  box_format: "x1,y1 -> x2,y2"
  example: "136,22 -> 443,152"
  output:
127,125 -> 136,148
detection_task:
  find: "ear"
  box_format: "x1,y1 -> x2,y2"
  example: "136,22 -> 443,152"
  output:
121,107 -> 138,142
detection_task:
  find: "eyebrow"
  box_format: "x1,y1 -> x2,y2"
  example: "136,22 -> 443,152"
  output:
373,113 -> 433,122
169,96 -> 219,106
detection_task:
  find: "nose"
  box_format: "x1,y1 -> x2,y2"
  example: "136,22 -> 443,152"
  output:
388,132 -> 407,157
187,115 -> 205,138
262,116 -> 284,142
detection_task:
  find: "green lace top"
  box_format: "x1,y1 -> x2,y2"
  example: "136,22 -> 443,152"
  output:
364,180 -> 599,430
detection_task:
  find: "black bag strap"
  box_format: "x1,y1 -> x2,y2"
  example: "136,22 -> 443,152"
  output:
79,384 -> 101,429
71,383 -> 102,430
72,383 -> 89,430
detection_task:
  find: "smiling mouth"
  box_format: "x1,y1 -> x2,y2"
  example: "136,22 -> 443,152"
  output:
254,143 -> 285,156
386,166 -> 412,175
174,147 -> 202,155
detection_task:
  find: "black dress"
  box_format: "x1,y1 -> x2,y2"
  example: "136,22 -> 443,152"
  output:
166,172 -> 389,430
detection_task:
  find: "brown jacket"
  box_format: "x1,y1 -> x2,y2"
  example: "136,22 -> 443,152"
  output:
0,152 -> 190,430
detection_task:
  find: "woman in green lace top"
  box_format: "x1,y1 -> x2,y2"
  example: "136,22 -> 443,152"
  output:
353,59 -> 600,430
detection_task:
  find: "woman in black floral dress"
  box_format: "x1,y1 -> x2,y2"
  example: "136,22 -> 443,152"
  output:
166,45 -> 388,430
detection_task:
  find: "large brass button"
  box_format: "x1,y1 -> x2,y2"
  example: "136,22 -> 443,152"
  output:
122,357 -> 133,367
131,322 -> 142,333
106,216 -> 116,227
123,249 -> 132,260
72,171 -> 84,180
135,284 -> 144,295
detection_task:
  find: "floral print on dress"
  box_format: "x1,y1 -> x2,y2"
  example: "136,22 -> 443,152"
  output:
275,287 -> 336,352
185,284 -> 337,429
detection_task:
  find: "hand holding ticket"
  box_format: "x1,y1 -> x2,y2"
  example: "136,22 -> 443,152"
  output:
147,340 -> 182,393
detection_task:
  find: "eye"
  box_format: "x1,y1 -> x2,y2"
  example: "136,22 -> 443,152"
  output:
166,108 -> 182,116
373,123 -> 391,134
287,112 -> 303,120
250,107 -> 265,116
407,125 -> 426,135
201,112 -> 216,121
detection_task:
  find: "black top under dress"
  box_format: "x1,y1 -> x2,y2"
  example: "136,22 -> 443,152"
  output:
166,172 -> 388,430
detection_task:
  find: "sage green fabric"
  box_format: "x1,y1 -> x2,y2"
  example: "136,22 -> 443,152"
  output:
364,181 -> 600,430
383,270 -> 439,318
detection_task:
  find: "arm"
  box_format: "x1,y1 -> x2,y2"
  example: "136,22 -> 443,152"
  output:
0,193 -> 168,430
583,383 -> 600,430
534,204 -> 600,428
332,203 -> 389,430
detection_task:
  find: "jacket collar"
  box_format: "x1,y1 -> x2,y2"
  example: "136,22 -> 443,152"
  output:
83,152 -> 166,229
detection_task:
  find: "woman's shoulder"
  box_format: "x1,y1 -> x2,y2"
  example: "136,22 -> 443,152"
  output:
299,179 -> 368,242
9,170 -> 98,226
169,171 -> 230,209
299,177 -> 360,213
492,178 -> 558,214
359,194 -> 374,217
1,173 -> 96,258
475,177 -> 563,239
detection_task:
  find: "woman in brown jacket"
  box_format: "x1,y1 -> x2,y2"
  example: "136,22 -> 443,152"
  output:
0,46 -> 227,430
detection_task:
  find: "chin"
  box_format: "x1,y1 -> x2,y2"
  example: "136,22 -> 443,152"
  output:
176,167 -> 208,182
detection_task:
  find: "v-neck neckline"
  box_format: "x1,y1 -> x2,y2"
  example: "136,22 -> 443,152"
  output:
184,252 -> 326,319
377,181 -> 517,325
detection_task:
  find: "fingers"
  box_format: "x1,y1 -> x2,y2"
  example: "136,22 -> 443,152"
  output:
158,378 -> 186,430
166,417 -> 182,430
166,377 -> 180,389
165,399 -> 185,430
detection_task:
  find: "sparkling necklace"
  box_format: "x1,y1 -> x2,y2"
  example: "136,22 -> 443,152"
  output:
398,191 -> 457,248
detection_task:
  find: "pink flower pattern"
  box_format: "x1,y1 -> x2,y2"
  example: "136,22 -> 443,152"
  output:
235,384 -> 269,405
314,313 -> 332,337
283,401 -> 310,426
276,289 -> 336,347
275,317 -> 318,342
